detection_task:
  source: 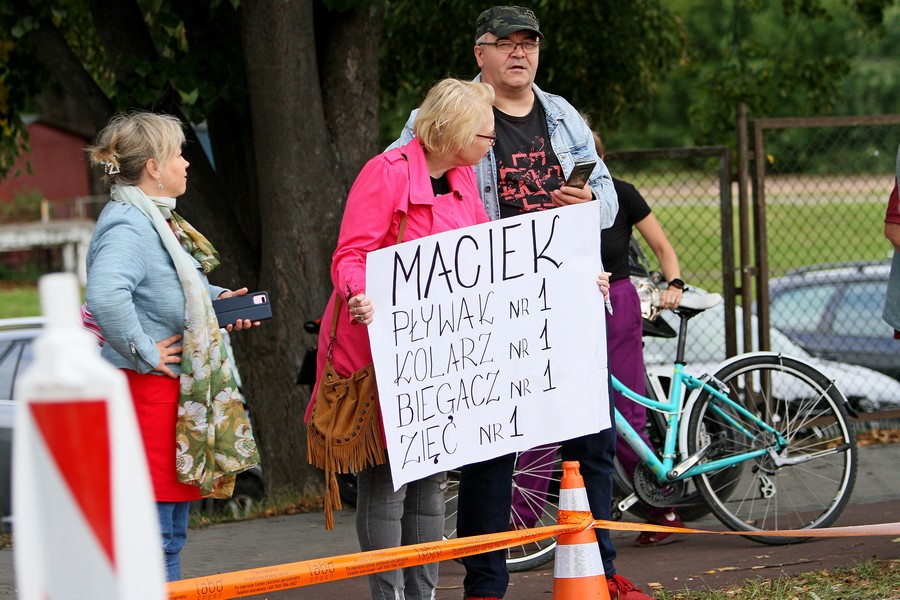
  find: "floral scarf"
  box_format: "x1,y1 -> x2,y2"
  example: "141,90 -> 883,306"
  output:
111,184 -> 260,498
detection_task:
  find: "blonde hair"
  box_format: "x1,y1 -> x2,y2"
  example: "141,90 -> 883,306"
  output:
85,111 -> 185,186
414,79 -> 495,157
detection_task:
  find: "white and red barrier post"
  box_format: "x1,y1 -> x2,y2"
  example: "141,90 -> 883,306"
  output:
13,273 -> 165,599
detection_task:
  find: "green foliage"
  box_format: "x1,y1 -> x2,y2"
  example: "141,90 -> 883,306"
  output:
0,0 -> 247,177
837,3 -> 900,116
135,1 -> 248,123
614,0 -> 898,151
0,6 -> 44,178
0,189 -> 43,222
683,0 -> 852,142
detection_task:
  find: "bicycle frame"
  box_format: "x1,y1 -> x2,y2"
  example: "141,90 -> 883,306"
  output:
612,360 -> 789,486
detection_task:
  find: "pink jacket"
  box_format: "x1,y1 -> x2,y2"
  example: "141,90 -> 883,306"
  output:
306,139 -> 489,421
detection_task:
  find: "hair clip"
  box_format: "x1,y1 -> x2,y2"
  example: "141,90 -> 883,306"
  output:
102,161 -> 120,175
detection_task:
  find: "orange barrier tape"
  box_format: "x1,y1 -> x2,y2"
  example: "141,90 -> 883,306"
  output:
167,516 -> 594,600
595,519 -> 900,538
168,516 -> 900,600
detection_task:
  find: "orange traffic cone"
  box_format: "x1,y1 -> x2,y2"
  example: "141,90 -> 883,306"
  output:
552,461 -> 610,600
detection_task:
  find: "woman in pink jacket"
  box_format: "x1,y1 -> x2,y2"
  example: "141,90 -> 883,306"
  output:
306,78 -> 495,600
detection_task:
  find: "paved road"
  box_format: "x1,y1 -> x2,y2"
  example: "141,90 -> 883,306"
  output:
1,443 -> 897,598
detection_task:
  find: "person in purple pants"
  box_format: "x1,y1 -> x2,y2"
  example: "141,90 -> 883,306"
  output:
513,125 -> 686,547
593,127 -> 686,546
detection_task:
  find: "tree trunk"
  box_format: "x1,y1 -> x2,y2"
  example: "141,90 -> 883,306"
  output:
236,0 -> 382,494
12,0 -> 383,498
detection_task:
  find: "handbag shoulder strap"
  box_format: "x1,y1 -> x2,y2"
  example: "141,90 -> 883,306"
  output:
396,211 -> 407,244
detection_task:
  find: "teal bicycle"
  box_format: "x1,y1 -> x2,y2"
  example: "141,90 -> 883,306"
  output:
612,289 -> 857,544
443,288 -> 858,570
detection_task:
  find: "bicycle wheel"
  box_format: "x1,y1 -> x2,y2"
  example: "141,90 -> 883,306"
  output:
444,446 -> 561,572
687,354 -> 857,544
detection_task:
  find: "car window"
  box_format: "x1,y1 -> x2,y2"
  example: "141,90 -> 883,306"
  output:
0,341 -> 22,400
770,285 -> 835,333
832,281 -> 891,338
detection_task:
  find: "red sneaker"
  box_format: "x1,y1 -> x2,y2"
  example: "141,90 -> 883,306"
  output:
607,574 -> 654,599
635,511 -> 684,547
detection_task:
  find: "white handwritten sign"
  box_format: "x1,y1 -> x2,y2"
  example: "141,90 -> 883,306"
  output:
366,201 -> 611,490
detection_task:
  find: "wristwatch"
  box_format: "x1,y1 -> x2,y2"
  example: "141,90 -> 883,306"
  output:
667,278 -> 685,290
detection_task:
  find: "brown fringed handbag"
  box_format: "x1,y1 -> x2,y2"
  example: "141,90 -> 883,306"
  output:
307,213 -> 407,530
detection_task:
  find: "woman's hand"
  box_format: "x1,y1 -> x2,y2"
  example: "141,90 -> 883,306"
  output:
658,286 -> 683,310
348,293 -> 374,325
155,333 -> 183,379
596,272 -> 611,300
217,287 -> 263,332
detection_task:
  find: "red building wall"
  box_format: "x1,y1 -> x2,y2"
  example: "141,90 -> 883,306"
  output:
0,122 -> 91,203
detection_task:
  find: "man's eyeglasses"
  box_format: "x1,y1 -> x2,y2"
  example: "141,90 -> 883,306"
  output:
479,39 -> 541,55
475,132 -> 497,146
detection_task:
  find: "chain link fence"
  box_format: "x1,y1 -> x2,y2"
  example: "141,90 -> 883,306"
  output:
604,146 -> 738,372
607,115 -> 900,416
750,115 -> 900,414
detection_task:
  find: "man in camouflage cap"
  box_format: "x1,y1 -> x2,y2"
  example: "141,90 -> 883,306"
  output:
389,7 -> 648,597
474,5 -> 543,40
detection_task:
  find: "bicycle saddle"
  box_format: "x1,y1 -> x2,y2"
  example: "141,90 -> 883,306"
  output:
673,289 -> 723,317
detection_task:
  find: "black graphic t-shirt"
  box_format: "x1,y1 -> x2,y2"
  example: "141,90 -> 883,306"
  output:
493,102 -> 564,218
430,173 -> 450,196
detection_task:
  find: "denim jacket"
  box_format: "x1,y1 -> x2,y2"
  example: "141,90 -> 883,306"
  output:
85,201 -> 227,375
388,79 -> 618,229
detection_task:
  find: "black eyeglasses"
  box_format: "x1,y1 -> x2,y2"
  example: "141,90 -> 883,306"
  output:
475,132 -> 497,146
479,39 -> 541,55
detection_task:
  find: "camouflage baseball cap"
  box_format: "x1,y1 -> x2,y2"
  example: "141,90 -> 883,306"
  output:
475,6 -> 543,40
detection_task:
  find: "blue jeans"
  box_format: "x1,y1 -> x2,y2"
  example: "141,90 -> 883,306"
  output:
356,462 -> 447,600
457,388 -> 618,598
157,501 -> 191,581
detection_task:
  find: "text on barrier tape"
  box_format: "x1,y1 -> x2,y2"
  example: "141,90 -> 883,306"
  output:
167,516 -> 900,600
167,516 -> 594,600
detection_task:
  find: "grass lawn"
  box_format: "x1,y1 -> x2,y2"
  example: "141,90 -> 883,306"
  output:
637,200 -> 890,293
0,281 -> 40,318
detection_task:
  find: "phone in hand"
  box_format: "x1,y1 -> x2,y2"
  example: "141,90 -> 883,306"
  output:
212,291 -> 273,328
564,160 -> 597,188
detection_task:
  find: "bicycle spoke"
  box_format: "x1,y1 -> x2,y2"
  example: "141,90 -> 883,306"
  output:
444,446 -> 561,572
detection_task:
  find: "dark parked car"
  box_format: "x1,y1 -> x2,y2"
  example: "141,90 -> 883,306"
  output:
0,317 -> 263,530
767,260 -> 900,381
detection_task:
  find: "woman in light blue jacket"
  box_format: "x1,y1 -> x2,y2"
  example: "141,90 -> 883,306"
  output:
85,111 -> 260,581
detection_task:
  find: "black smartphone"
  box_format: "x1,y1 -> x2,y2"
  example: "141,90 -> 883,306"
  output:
212,291 -> 273,328
564,160 -> 596,188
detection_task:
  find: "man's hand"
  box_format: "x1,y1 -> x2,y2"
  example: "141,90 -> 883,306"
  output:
551,183 -> 593,207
